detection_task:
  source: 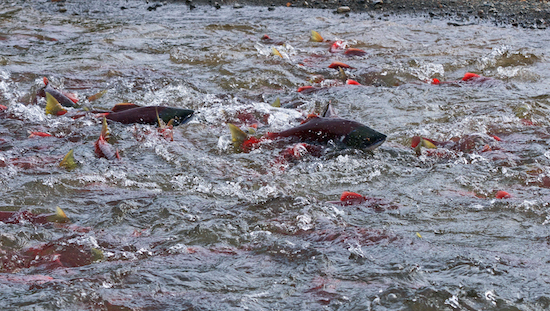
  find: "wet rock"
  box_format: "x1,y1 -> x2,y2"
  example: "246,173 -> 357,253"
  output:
234,3 -> 243,8
337,6 -> 351,13
147,3 -> 163,11
372,0 -> 383,9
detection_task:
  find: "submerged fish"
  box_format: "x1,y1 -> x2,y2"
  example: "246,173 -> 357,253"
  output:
0,206 -> 68,225
328,61 -> 353,69
229,105 -> 386,152
429,72 -> 498,86
411,133 -> 502,156
1,234 -> 103,273
344,48 -> 367,56
327,191 -> 399,210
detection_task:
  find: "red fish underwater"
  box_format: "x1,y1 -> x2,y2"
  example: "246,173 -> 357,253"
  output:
1,234 -> 103,273
0,206 -> 68,225
229,104 -> 387,153
0,149 -> 76,170
429,72 -> 499,86
327,191 -> 399,210
311,31 -> 367,56
411,133 -> 502,156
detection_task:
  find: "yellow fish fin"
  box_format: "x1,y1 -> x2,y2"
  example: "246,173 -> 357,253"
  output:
100,117 -> 110,141
91,248 -> 104,262
272,97 -> 281,107
88,89 -> 107,102
272,47 -> 283,58
228,123 -> 248,148
338,67 -> 348,81
310,30 -> 324,42
59,149 -> 77,170
45,92 -> 67,116
422,139 -> 436,149
46,206 -> 69,223
156,106 -> 166,128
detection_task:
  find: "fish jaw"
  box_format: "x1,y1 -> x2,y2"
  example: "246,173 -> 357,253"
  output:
342,125 -> 387,150
158,107 -> 194,126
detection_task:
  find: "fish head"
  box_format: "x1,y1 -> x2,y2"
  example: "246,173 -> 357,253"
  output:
343,125 -> 387,150
160,108 -> 194,126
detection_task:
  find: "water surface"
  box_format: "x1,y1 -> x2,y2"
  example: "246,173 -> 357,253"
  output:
1,1 -> 550,310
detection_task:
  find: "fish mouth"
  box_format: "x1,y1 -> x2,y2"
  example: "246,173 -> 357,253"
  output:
364,135 -> 386,151
343,127 -> 387,150
173,110 -> 195,126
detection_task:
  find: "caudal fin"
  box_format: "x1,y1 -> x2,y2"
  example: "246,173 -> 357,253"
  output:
271,97 -> 281,107
45,92 -> 67,116
100,117 -> 110,141
59,149 -> 77,170
272,47 -> 283,58
310,30 -> 324,42
228,123 -> 248,148
46,206 -> 69,223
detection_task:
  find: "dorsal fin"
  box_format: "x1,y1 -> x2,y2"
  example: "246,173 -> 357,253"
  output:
321,103 -> 337,118
111,103 -> 140,112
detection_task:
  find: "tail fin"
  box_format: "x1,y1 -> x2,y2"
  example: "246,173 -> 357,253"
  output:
45,92 -> 67,116
88,90 -> 107,102
59,149 -> 77,170
228,123 -> 248,148
272,47 -> 283,58
100,117 -> 110,141
310,30 -> 324,42
338,67 -> 348,81
46,206 -> 69,223
271,97 -> 281,107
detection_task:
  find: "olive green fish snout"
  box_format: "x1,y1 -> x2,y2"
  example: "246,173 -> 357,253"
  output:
343,126 -> 387,150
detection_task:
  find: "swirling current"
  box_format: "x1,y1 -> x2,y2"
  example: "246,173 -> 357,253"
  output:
1,1 -> 550,310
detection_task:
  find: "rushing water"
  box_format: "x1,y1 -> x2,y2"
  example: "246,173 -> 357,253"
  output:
1,0 -> 550,309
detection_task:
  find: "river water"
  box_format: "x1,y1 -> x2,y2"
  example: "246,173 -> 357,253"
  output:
1,0 -> 550,310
